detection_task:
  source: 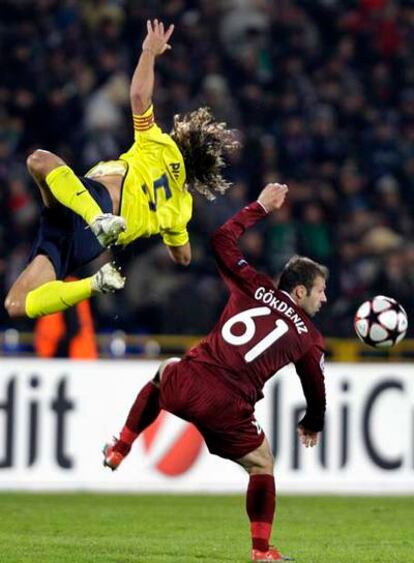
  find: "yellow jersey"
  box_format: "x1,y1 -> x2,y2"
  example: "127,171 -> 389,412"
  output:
86,105 -> 192,247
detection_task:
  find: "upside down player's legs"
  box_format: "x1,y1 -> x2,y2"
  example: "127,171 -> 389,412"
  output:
5,173 -> 126,319
25,277 -> 95,319
27,150 -> 66,208
4,254 -> 57,318
4,253 -> 95,319
4,256 -> 124,319
27,149 -> 103,225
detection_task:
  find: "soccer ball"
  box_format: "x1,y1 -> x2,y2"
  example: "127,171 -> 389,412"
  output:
354,296 -> 408,348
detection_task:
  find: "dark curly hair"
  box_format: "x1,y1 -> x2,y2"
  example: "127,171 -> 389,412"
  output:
170,107 -> 240,201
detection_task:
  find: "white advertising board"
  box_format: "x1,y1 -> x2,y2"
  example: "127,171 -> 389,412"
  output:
0,359 -> 413,493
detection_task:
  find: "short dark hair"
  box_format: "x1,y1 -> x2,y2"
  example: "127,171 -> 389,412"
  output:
278,256 -> 329,295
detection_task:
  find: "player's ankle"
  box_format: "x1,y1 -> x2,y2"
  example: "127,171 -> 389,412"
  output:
113,439 -> 132,457
120,426 -> 139,446
91,263 -> 126,294
89,213 -> 100,226
90,214 -> 127,247
90,273 -> 101,294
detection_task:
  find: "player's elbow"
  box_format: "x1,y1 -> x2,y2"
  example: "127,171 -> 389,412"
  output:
174,252 -> 191,267
179,255 -> 191,267
167,245 -> 191,266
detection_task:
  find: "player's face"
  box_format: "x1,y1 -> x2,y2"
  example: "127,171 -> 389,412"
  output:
301,276 -> 327,317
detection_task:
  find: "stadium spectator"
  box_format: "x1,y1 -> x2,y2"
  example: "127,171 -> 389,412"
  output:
298,202 -> 333,263
123,243 -> 187,332
103,183 -> 327,562
265,204 -> 297,275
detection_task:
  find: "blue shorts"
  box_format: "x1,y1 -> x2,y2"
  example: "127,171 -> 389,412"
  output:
29,177 -> 113,279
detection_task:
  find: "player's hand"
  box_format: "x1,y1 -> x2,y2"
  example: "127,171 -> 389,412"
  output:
142,19 -> 175,56
297,425 -> 319,448
257,183 -> 288,213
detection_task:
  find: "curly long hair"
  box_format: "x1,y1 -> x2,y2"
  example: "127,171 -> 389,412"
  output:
170,107 -> 240,201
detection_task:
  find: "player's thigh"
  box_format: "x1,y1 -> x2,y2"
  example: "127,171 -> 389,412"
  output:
236,436 -> 274,475
199,408 -> 267,463
5,255 -> 56,317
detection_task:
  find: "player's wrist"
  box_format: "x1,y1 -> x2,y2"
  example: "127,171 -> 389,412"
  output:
256,200 -> 269,214
142,47 -> 156,57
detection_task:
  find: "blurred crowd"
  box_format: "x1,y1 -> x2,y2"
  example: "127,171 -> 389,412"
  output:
1,0 -> 413,337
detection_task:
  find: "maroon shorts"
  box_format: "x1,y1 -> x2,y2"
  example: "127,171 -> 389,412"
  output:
159,358 -> 265,460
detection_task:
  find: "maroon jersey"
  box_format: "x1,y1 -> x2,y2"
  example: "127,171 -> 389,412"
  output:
186,202 -> 326,432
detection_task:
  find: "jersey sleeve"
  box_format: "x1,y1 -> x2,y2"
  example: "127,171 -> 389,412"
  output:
211,201 -> 272,296
159,187 -> 192,247
161,226 -> 189,246
132,104 -> 164,143
294,341 -> 326,432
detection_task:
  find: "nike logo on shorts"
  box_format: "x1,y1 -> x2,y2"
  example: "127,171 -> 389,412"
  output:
76,189 -> 87,196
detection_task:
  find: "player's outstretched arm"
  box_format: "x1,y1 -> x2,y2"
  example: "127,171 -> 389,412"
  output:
130,19 -> 175,115
257,183 -> 288,213
210,182 -> 289,293
212,182 -> 288,256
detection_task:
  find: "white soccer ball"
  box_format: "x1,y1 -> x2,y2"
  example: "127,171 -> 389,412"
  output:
354,295 -> 408,348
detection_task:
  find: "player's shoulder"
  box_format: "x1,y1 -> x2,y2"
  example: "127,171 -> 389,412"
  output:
304,319 -> 325,350
294,321 -> 325,367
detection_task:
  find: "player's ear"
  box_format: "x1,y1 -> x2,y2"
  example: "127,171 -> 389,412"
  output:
294,285 -> 307,301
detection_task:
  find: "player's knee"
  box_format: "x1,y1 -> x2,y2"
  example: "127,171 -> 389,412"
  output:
4,293 -> 24,319
252,456 -> 274,475
239,439 -> 274,475
248,455 -> 274,475
178,255 -> 191,267
27,149 -> 47,175
26,149 -> 63,179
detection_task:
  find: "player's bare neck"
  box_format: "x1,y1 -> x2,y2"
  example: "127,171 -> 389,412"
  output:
280,290 -> 297,306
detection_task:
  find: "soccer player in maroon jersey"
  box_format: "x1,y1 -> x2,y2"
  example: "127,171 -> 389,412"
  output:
103,183 -> 328,562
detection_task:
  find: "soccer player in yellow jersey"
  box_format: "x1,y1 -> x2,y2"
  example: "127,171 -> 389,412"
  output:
5,20 -> 238,319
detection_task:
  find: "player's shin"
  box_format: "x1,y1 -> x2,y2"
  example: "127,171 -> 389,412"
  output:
246,474 -> 276,552
25,278 -> 93,319
45,165 -> 103,225
121,381 -> 161,446
104,381 -> 161,470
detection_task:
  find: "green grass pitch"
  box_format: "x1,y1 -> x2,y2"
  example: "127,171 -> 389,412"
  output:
0,493 -> 412,562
